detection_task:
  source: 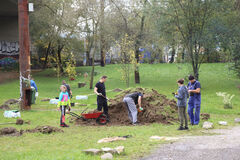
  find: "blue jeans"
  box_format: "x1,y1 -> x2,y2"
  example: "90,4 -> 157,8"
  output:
188,102 -> 201,125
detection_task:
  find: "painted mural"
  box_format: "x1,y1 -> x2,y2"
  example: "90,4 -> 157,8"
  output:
0,41 -> 19,68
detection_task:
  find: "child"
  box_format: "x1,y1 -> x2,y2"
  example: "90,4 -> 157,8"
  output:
58,85 -> 71,127
174,79 -> 189,130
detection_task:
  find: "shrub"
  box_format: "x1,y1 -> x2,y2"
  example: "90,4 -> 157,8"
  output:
216,92 -> 235,109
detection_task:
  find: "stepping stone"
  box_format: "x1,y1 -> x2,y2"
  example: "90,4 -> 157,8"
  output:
203,121 -> 213,129
218,121 -> 227,126
101,153 -> 113,160
82,149 -> 102,155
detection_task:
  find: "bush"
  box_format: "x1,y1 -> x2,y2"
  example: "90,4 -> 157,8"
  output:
216,92 -> 234,109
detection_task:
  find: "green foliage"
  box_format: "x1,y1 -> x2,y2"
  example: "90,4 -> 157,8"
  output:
216,92 -> 235,109
65,53 -> 77,80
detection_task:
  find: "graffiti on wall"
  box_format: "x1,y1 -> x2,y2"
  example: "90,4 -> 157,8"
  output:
0,41 -> 19,55
0,41 -> 19,68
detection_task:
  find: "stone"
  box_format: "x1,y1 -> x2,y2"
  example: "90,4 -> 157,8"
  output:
115,146 -> 124,154
218,121 -> 227,126
98,137 -> 126,143
101,153 -> 113,160
235,118 -> 240,123
82,149 -> 102,155
203,121 -> 214,129
150,136 -> 179,141
101,148 -> 117,154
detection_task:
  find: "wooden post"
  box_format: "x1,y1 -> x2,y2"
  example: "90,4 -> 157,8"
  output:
18,0 -> 31,110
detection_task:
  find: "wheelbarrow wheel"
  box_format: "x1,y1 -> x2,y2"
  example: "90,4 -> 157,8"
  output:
96,114 -> 108,125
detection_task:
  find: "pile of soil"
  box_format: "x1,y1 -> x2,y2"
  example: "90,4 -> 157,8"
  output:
113,88 -> 123,92
0,104 -> 10,110
0,127 -> 23,136
16,119 -> 24,125
201,113 -> 210,120
75,88 -> 178,126
25,126 -> 64,134
4,99 -> 19,105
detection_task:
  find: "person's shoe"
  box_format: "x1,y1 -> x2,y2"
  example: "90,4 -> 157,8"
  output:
184,126 -> 189,130
60,124 -> 65,127
132,122 -> 139,126
178,126 -> 184,130
63,123 -> 69,127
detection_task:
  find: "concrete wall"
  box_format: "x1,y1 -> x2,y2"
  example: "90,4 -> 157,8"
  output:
0,16 -> 18,41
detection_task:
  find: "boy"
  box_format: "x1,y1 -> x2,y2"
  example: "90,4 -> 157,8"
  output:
174,79 -> 189,130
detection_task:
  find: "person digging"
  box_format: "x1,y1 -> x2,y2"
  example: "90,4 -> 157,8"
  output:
94,76 -> 109,120
173,79 -> 189,130
123,92 -> 144,126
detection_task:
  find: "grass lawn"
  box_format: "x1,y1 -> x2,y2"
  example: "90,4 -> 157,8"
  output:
0,63 -> 240,160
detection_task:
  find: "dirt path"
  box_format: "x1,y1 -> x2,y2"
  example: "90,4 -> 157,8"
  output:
140,126 -> 240,160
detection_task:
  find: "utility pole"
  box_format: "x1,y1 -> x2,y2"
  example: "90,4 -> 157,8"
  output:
18,0 -> 31,110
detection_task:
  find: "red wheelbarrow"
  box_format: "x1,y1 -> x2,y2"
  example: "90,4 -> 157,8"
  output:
67,108 -> 108,125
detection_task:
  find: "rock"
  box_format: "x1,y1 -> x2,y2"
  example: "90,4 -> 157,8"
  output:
218,121 -> 227,125
101,153 -> 113,160
0,104 -> 10,110
98,137 -> 126,143
115,146 -> 124,154
83,149 -> 102,155
101,148 -> 117,154
150,136 -> 179,141
203,121 -> 214,129
235,118 -> 240,123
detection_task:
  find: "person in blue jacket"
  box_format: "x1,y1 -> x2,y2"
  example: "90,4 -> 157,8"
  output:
30,77 -> 38,97
187,75 -> 201,125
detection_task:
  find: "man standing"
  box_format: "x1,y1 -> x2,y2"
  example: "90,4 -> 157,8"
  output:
62,80 -> 72,99
187,75 -> 201,125
123,92 -> 143,125
94,76 -> 108,117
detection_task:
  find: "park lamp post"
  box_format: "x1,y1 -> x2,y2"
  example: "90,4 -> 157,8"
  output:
18,0 -> 33,110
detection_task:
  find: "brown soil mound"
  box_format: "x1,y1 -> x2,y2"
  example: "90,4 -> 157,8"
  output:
201,113 -> 210,120
4,99 -> 19,105
75,88 -> 178,126
25,126 -> 64,134
16,119 -> 24,125
0,104 -> 10,110
113,88 -> 123,92
0,127 -> 23,136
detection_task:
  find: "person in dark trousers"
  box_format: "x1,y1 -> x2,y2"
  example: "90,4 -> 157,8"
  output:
187,75 -> 201,125
57,85 -> 71,127
174,79 -> 189,130
94,76 -> 109,117
62,80 -> 72,99
123,92 -> 143,126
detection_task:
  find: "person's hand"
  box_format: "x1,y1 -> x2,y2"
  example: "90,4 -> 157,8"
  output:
68,106 -> 71,111
188,90 -> 192,93
35,92 -> 39,97
98,93 -> 103,96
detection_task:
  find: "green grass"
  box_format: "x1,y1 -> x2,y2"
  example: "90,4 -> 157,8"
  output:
0,63 -> 240,160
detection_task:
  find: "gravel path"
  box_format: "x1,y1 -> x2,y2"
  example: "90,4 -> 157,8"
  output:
140,126 -> 240,160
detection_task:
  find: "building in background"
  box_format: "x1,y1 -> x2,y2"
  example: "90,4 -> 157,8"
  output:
0,0 -> 19,69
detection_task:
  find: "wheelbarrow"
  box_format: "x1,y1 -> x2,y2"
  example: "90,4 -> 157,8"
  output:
67,108 -> 108,125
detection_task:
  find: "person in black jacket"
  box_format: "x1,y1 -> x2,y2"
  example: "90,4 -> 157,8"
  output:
123,92 -> 143,125
94,76 -> 108,117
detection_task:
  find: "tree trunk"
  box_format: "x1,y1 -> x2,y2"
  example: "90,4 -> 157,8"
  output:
89,55 -> 95,89
57,44 -> 64,73
100,0 -> 105,67
169,45 -> 175,63
86,50 -> 90,66
43,42 -> 51,69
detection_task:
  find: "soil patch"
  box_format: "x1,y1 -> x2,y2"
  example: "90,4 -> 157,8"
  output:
113,88 -> 123,92
4,99 -> 19,105
0,127 -> 23,136
25,126 -> 64,134
0,104 -> 10,110
75,88 -> 178,126
201,113 -> 210,120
